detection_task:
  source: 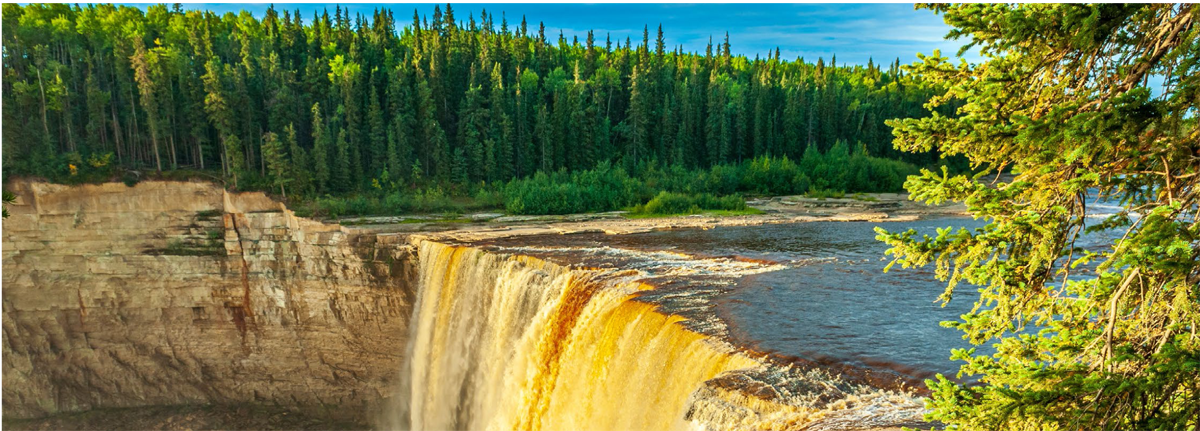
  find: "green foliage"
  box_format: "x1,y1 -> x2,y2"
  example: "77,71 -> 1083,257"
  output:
2,190 -> 15,218
879,4 -> 1200,430
806,189 -> 845,199
2,3 -> 951,198
631,191 -> 747,216
261,131 -> 290,197
503,163 -> 645,215
740,156 -> 809,195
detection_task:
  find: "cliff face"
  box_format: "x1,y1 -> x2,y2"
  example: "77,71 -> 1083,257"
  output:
2,180 -> 416,422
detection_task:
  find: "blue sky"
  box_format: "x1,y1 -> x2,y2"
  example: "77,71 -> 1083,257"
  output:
141,3 -> 970,66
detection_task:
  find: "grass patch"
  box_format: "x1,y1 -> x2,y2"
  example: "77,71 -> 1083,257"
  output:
339,216 -> 473,226
806,189 -> 846,199
156,238 -> 225,256
627,191 -> 756,217
623,207 -> 764,219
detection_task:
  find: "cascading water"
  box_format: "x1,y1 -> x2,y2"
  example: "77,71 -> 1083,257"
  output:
389,240 -> 759,431
384,239 -> 929,431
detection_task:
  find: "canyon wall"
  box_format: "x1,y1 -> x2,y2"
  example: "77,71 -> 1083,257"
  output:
2,180 -> 415,423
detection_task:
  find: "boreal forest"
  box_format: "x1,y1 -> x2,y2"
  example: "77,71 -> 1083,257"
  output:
2,3 -> 958,216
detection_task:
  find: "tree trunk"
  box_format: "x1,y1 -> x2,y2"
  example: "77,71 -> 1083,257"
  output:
128,86 -> 140,166
151,128 -> 162,173
62,82 -> 76,152
36,69 -> 50,144
169,130 -> 178,169
111,102 -> 124,161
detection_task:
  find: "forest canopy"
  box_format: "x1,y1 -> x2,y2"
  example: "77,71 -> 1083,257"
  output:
2,3 -> 953,207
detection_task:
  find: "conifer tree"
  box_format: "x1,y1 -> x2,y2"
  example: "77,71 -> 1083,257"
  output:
880,5 -> 1199,430
366,85 -> 387,178
333,127 -> 352,192
489,63 -> 513,181
284,123 -> 310,195
310,103 -> 331,192
261,131 -> 289,197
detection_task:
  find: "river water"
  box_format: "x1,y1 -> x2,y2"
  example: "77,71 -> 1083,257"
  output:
615,219 -> 987,384
419,205 -> 1128,429
556,208 -> 1123,388
486,217 -> 989,390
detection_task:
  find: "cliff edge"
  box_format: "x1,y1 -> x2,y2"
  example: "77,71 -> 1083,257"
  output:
2,180 -> 416,424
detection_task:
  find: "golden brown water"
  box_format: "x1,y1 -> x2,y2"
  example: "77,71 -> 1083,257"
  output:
386,239 -> 928,431
393,241 -> 759,431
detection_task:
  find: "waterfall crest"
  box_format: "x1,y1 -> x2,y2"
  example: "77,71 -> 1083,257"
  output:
395,240 -> 758,431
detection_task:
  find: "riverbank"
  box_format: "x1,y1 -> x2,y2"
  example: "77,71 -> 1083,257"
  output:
340,192 -> 968,242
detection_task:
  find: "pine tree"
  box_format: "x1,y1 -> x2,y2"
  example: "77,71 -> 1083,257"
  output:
366,85 -> 387,178
130,36 -> 163,172
261,131 -> 290,197
3,3 -> 950,200
333,127 -> 352,192
311,103 -> 331,192
457,83 -> 486,183
489,63 -> 513,181
627,65 -> 649,165
284,123 -> 310,195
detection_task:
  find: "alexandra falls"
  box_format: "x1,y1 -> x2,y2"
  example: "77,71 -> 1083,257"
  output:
5,3 -> 1198,431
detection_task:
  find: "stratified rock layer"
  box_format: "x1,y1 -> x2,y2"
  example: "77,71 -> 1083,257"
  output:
2,180 -> 416,423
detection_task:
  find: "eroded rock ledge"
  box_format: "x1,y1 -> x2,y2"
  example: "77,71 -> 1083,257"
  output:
2,180 -> 416,423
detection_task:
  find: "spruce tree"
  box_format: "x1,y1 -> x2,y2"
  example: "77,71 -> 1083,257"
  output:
881,5 -> 1199,430
366,86 -> 387,178
333,127 -> 352,192
310,103 -> 331,193
261,131 -> 290,198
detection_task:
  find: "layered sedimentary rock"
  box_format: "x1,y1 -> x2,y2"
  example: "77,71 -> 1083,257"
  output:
4,180 -> 925,430
2,180 -> 415,422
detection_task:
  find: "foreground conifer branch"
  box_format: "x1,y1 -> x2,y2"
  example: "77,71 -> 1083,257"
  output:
880,4 -> 1199,430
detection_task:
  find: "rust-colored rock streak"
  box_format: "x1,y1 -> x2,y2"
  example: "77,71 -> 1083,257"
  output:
1,180 -> 415,424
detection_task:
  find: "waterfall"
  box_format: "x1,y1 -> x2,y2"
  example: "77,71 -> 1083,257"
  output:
390,240 -> 758,431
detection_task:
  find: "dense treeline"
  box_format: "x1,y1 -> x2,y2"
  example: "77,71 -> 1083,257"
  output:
305,143 -> 917,217
2,3 -> 952,200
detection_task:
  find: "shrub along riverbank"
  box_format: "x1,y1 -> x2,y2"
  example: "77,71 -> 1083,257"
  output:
292,142 -> 925,218
20,141 -> 930,219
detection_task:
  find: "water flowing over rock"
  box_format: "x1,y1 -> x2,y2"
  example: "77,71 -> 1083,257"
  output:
4,180 -> 927,430
392,241 -> 759,431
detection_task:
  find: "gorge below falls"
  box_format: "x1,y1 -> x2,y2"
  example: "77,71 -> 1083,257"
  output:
3,180 -> 962,430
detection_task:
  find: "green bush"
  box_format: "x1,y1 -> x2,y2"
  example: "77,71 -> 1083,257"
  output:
632,191 -> 746,215
503,163 -> 646,215
741,156 -> 805,195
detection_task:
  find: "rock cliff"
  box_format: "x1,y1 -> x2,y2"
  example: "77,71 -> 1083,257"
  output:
2,180 -> 416,424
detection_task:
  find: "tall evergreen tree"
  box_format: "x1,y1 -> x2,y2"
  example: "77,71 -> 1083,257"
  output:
310,103 -> 331,193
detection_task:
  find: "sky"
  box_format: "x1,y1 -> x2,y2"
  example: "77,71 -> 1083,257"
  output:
137,3 -> 973,66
